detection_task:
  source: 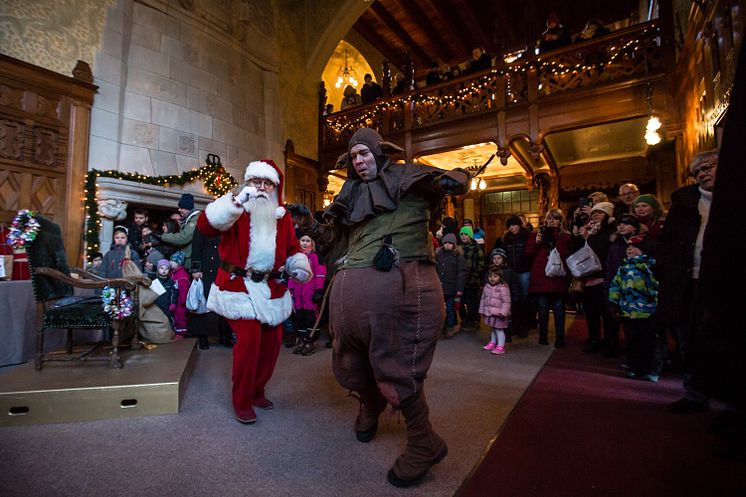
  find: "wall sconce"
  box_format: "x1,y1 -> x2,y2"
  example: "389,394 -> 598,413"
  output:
471,178 -> 487,191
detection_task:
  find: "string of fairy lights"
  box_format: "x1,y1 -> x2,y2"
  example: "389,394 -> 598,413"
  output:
83,155 -> 237,261
325,29 -> 658,135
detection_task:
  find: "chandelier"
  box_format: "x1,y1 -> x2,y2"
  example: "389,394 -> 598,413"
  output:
335,49 -> 359,89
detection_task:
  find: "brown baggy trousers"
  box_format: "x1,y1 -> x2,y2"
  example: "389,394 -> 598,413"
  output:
329,260 -> 445,407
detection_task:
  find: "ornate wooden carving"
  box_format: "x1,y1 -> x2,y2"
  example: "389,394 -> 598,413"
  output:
0,54 -> 96,266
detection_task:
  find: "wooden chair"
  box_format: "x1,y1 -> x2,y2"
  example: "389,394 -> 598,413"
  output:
27,216 -> 149,369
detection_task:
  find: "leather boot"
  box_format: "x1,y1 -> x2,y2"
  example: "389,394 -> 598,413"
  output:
283,330 -> 297,348
354,388 -> 388,443
292,330 -> 307,354
387,391 -> 448,487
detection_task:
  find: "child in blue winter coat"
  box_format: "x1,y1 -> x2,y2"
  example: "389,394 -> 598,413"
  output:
479,267 -> 512,355
435,233 -> 467,338
608,236 -> 659,381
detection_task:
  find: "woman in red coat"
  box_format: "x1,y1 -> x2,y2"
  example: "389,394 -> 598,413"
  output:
524,209 -> 572,347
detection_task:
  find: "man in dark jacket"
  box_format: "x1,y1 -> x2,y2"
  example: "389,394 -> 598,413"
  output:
657,149 -> 717,413
360,73 -> 383,104
496,215 -> 532,337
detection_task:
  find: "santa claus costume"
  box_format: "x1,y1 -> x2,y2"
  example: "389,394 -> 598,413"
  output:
197,159 -> 311,424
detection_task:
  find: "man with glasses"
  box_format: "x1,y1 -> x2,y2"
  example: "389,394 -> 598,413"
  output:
657,149 -> 718,413
196,160 -> 311,425
615,182 -> 640,218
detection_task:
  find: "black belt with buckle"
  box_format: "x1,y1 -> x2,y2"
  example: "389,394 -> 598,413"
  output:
220,261 -> 285,282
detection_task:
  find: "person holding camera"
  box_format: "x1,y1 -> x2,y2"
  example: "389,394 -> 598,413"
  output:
571,201 -> 620,355
524,209 -> 572,347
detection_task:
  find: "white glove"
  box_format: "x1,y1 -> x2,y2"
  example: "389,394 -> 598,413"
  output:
291,268 -> 311,282
235,186 -> 258,205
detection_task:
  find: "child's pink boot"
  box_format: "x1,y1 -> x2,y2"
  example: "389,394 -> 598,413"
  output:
491,345 -> 505,355
483,341 -> 496,351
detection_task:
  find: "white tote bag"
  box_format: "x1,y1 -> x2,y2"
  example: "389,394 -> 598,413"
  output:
186,278 -> 209,314
544,247 -> 567,277
566,241 -> 603,278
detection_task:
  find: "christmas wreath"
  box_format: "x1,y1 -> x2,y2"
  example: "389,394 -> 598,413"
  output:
101,286 -> 134,320
6,209 -> 41,250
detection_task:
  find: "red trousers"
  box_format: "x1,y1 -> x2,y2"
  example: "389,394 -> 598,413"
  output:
226,318 -> 283,412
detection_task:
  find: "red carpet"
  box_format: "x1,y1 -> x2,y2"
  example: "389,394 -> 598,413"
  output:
455,317 -> 745,497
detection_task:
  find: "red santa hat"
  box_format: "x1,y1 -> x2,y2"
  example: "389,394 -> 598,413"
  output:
244,159 -> 285,218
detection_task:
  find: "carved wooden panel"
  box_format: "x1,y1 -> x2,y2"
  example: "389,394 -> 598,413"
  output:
0,54 -> 96,266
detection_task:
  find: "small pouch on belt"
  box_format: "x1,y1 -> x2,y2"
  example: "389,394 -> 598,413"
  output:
373,234 -> 399,272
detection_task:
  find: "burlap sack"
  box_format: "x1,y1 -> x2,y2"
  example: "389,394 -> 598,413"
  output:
121,258 -> 175,344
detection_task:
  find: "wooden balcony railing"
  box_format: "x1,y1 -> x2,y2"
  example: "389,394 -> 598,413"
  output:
321,20 -> 668,152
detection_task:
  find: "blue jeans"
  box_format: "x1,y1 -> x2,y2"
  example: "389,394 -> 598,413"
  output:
444,295 -> 457,327
533,293 -> 566,341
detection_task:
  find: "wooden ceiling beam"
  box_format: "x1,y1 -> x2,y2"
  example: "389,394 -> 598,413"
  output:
457,0 -> 493,54
398,1 -> 454,63
426,0 -> 476,55
353,18 -> 407,70
369,1 -> 433,69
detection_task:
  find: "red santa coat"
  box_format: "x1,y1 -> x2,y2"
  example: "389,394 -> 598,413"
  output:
196,192 -> 309,326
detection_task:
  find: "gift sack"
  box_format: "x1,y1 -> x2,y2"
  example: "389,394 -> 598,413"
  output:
544,247 -> 566,277
565,241 -> 602,278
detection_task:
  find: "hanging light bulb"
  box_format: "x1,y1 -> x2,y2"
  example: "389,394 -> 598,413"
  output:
478,178 -> 487,190
645,130 -> 661,145
646,116 -> 661,132
470,178 -> 478,190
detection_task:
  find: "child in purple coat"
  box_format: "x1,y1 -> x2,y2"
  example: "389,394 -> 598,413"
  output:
288,234 -> 326,355
479,267 -> 512,355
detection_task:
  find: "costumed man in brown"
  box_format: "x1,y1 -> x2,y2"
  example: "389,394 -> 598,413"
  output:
197,160 -> 311,424
293,128 -> 470,487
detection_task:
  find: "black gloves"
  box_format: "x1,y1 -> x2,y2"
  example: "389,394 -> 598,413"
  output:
312,290 -> 324,304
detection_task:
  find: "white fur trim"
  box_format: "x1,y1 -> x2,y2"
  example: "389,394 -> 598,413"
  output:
285,252 -> 312,282
244,161 -> 280,185
275,206 -> 286,219
205,193 -> 243,232
207,281 -> 292,326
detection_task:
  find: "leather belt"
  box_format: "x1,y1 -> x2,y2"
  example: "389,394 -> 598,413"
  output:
220,261 -> 285,282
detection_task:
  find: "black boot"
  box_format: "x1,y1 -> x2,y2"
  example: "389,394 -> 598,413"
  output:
538,332 -> 549,345
300,339 -> 316,356
284,330 -> 297,348
554,335 -> 565,348
292,330 -> 307,354
387,391 -> 448,487
198,336 -> 210,350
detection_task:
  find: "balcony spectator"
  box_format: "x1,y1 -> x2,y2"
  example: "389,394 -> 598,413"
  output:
464,46 -> 492,75
538,12 -> 572,54
360,73 -> 383,104
425,62 -> 442,86
340,85 -> 362,110
391,73 -> 407,95
575,18 -> 610,43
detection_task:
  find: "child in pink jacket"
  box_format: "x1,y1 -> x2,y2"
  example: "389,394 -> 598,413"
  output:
288,234 -> 326,355
479,267 -> 512,355
169,251 -> 190,335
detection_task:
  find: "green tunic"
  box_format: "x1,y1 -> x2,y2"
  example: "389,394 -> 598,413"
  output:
342,196 -> 434,269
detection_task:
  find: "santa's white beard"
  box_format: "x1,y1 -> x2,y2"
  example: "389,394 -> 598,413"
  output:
245,193 -> 278,271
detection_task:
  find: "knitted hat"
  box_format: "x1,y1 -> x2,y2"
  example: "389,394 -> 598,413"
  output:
591,201 -> 614,218
617,213 -> 640,229
157,259 -> 170,269
506,215 -> 523,228
442,233 -> 457,245
113,225 -> 129,236
491,248 -> 507,260
463,218 -> 474,227
633,194 -> 662,218
178,193 -> 194,210
459,226 -> 474,239
169,250 -> 185,266
627,234 -> 654,255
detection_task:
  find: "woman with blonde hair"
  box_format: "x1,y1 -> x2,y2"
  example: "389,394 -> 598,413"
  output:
524,209 -> 572,347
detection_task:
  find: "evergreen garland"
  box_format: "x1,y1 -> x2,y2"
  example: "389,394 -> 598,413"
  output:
84,154 -> 237,261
